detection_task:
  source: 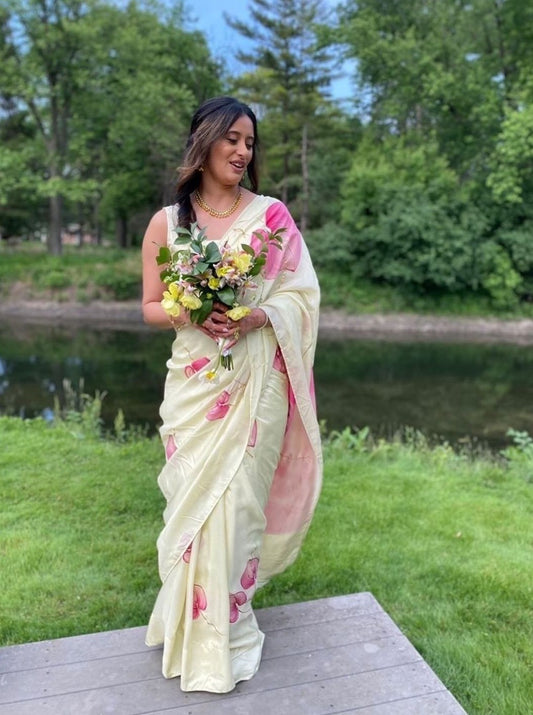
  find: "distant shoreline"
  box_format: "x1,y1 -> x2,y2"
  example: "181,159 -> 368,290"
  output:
2,299 -> 533,344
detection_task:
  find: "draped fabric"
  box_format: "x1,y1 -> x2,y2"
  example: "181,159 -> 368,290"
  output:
145,195 -> 322,692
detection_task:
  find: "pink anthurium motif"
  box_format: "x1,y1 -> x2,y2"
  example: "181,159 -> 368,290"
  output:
273,346 -> 287,374
229,591 -> 247,623
192,585 -> 207,620
165,435 -> 177,460
206,390 -> 231,421
183,543 -> 192,563
240,557 -> 259,590
184,356 -> 210,378
248,420 -> 258,447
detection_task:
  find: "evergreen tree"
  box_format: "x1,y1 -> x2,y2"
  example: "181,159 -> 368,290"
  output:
226,0 -> 337,229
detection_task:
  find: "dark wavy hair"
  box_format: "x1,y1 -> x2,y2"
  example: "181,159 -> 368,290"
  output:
175,96 -> 260,227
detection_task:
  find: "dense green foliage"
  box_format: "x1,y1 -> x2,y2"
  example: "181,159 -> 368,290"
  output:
336,0 -> 533,308
0,0 -> 221,253
2,0 -> 533,307
226,0 -> 355,231
1,410 -> 532,714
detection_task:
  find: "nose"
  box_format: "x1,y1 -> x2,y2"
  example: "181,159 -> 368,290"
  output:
236,139 -> 250,156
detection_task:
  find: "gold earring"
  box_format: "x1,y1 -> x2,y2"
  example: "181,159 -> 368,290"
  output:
198,166 -> 204,172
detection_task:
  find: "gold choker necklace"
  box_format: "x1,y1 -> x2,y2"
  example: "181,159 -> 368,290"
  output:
194,189 -> 242,218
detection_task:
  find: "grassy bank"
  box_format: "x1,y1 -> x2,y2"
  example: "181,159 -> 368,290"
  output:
4,241 -> 533,318
1,412 -> 532,714
0,242 -> 140,302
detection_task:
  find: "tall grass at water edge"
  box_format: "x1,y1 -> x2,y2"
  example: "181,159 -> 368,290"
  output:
1,398 -> 532,715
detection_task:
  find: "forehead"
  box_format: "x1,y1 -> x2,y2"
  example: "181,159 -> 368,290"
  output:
227,114 -> 255,137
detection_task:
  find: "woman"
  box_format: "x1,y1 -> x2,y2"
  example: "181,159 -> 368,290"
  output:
142,96 -> 322,693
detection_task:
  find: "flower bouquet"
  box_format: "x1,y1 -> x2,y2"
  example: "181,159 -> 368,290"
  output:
157,222 -> 283,374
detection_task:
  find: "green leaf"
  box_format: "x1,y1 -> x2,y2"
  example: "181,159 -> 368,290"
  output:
156,246 -> 171,265
190,298 -> 213,325
204,242 -> 222,263
175,226 -> 193,238
216,286 -> 236,305
193,262 -> 209,274
190,240 -> 205,253
241,243 -> 256,256
250,256 -> 265,276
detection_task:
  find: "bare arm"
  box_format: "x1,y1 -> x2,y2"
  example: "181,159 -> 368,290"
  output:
141,209 -> 190,330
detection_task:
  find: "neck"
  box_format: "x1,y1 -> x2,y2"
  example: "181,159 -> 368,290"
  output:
194,186 -> 242,219
198,182 -> 240,201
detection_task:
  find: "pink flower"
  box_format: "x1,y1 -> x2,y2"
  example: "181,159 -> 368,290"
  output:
184,356 -> 210,378
206,390 -> 231,421
248,420 -> 257,447
229,591 -> 247,623
183,543 -> 192,563
240,557 -> 259,590
192,584 -> 207,620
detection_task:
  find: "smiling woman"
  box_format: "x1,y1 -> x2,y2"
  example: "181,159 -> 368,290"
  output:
141,96 -> 322,694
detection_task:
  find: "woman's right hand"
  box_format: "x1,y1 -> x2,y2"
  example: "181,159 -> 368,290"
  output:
198,302 -> 233,342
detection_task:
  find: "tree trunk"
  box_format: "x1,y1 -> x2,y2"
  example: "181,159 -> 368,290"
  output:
48,194 -> 63,256
116,214 -> 129,248
300,123 -> 309,233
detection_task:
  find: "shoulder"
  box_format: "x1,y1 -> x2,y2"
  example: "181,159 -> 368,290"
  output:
144,206 -> 168,231
142,208 -> 170,259
261,198 -> 298,231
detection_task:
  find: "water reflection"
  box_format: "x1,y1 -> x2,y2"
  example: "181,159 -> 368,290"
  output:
1,322 -> 533,449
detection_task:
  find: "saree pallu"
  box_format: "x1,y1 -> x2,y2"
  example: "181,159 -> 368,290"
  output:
145,195 -> 322,693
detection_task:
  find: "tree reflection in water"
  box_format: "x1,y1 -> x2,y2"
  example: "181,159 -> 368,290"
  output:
2,322 -> 533,450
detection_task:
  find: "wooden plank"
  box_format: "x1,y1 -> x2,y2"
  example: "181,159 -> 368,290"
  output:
0,593 -> 467,715
257,591 -> 383,630
129,663 -> 459,714
0,613 -> 404,703
0,592 -> 381,675
0,660 -> 464,715
0,627 -> 147,675
342,691 -> 471,714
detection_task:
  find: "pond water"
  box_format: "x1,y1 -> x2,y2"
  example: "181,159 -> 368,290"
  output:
2,321 -> 533,449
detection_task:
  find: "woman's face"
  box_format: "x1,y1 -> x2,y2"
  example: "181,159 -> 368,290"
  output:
204,114 -> 255,187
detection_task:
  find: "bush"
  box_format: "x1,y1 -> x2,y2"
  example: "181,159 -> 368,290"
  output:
480,245 -> 522,310
93,268 -> 140,299
38,269 -> 71,289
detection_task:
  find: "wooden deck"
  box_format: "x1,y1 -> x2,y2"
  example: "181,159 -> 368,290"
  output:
0,592 -> 467,714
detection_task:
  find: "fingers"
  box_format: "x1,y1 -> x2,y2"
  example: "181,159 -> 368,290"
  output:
199,313 -> 241,341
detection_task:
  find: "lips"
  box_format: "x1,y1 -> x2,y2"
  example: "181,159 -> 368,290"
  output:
230,161 -> 245,171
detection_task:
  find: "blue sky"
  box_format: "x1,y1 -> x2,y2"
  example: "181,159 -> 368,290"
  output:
185,0 -> 355,106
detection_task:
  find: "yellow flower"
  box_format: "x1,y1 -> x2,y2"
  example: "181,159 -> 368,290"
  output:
208,276 -> 221,290
161,282 -> 182,316
226,305 -> 251,321
216,265 -> 232,277
232,252 -> 252,273
180,293 -> 203,310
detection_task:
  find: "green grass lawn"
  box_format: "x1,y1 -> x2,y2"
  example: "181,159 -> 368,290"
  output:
1,415 -> 532,714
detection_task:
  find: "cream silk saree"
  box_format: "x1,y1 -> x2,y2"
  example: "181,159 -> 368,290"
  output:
145,195 -> 322,692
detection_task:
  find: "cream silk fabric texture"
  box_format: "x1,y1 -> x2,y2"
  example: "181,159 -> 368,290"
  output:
145,195 -> 322,692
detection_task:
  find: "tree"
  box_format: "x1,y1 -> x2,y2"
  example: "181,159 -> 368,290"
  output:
69,2 -> 221,247
225,0 -> 338,230
332,0 -> 533,303
0,0 -> 221,251
0,0 -> 100,254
